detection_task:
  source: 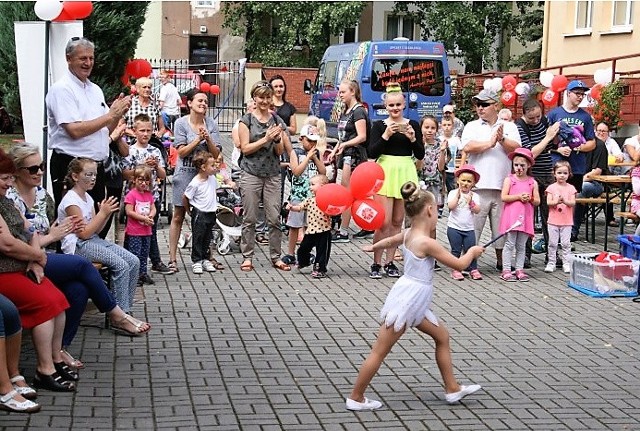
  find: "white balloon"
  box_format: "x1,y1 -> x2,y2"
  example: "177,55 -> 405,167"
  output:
483,79 -> 492,91
515,82 -> 530,96
491,77 -> 503,92
539,71 -> 554,88
34,0 -> 63,21
594,69 -> 607,85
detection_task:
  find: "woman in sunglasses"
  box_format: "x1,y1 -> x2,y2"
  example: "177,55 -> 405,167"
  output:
7,143 -> 151,359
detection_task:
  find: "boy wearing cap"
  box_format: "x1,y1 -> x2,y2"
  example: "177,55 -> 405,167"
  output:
547,80 -> 596,197
441,104 -> 465,138
282,125 -> 327,265
460,89 -> 521,271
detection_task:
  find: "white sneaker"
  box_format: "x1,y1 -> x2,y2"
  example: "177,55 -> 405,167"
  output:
563,263 -> 571,274
544,263 -> 555,273
202,260 -> 217,272
445,384 -> 482,404
345,397 -> 383,411
192,262 -> 203,274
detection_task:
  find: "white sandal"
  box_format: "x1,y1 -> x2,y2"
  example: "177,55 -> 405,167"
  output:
10,375 -> 37,400
0,390 -> 40,413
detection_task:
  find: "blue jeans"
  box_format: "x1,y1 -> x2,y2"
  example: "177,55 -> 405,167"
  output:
446,227 -> 477,271
45,253 -> 117,347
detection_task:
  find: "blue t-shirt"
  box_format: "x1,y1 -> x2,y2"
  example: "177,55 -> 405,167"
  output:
547,107 -> 595,175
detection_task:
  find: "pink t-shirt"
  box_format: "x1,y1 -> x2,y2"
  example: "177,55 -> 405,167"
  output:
124,188 -> 154,236
546,182 -> 577,226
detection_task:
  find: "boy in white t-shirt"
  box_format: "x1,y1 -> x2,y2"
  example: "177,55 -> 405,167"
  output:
182,151 -> 219,274
446,165 -> 481,281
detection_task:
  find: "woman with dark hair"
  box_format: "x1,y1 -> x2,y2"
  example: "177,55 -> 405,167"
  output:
0,149 -> 76,392
237,80 -> 295,272
168,88 -> 221,273
269,74 -> 297,135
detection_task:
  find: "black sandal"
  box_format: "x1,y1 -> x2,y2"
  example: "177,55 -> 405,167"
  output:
33,371 -> 76,392
54,362 -> 79,381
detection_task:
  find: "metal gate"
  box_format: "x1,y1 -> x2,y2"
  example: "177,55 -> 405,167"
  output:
148,58 -> 246,132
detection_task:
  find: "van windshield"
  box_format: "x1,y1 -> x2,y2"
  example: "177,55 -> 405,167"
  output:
371,59 -> 445,96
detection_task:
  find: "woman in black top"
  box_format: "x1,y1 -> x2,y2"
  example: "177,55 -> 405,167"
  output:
367,84 -> 424,279
329,80 -> 369,243
270,75 -> 297,135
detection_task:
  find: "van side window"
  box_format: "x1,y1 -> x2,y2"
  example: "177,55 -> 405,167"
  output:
371,59 -> 445,97
315,62 -> 326,93
337,60 -> 350,84
323,61 -> 338,90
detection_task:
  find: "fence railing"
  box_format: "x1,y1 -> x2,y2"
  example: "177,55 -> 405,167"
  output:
148,59 -> 245,132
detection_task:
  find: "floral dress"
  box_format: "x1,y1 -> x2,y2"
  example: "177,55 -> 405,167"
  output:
418,141 -> 443,205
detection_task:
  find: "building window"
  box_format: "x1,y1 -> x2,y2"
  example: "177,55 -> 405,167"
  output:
575,1 -> 593,31
613,0 -> 633,27
194,0 -> 217,7
386,15 -> 415,40
339,25 -> 358,44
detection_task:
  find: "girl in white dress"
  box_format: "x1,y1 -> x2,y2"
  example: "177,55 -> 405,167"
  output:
346,181 -> 485,411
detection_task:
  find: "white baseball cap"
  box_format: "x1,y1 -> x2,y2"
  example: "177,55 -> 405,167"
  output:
299,124 -> 320,141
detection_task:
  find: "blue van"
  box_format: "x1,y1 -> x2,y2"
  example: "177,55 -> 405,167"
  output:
304,39 -> 452,138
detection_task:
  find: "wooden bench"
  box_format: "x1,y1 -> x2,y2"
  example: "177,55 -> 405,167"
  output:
575,195 -> 625,243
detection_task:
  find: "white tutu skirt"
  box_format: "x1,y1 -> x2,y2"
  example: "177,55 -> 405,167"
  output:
380,275 -> 438,332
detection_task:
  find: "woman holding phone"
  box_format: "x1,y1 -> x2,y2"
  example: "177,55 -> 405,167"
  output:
237,80 -> 296,272
367,83 -> 423,279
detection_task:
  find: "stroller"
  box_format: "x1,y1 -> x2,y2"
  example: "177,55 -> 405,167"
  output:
210,174 -> 242,255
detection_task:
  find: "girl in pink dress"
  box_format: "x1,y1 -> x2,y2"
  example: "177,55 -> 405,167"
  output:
500,148 -> 540,282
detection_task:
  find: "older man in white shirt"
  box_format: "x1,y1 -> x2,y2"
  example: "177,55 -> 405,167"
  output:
459,89 -> 521,271
46,37 -> 131,209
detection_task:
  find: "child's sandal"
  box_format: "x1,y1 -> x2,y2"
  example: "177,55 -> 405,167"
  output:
168,261 -> 179,273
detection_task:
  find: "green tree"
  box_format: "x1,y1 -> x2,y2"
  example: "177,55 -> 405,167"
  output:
508,1 -> 544,70
222,1 -> 365,68
0,2 -> 149,123
394,1 -> 543,73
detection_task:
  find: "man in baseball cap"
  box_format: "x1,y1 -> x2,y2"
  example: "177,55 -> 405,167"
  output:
441,104 -> 465,138
566,80 -> 589,92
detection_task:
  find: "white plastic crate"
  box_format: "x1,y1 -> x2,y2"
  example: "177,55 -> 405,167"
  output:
569,253 -> 639,297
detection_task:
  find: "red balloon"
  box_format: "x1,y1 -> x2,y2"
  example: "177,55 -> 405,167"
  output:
210,84 -> 220,95
126,59 -> 152,79
351,199 -> 385,231
315,184 -> 353,216
53,7 -> 73,21
200,82 -> 211,93
502,75 -> 517,92
590,83 -> 604,102
550,75 -> 568,93
500,90 -> 516,106
350,161 -> 385,200
63,1 -> 93,19
541,89 -> 559,107
120,73 -> 130,87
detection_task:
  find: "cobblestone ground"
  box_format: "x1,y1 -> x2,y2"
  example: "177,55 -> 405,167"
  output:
3,136 -> 640,430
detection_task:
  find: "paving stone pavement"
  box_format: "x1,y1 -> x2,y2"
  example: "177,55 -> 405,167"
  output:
3,135 -> 640,430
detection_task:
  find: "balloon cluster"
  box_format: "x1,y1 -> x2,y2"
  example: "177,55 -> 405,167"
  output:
482,75 -> 524,107
539,71 -> 573,107
199,82 -> 221,96
315,161 -> 386,231
34,0 -> 93,21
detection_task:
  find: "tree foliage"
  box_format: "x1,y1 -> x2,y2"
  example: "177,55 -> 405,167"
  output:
0,2 -> 149,122
394,1 -> 543,73
222,1 -> 365,68
508,1 -> 544,70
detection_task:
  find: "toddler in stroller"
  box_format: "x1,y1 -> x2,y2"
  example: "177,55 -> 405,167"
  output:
212,153 -> 243,255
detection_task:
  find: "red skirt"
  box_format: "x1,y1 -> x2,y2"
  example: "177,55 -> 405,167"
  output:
0,273 -> 69,329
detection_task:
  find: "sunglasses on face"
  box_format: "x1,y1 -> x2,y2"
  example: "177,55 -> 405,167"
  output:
20,162 -> 46,175
475,102 -> 494,108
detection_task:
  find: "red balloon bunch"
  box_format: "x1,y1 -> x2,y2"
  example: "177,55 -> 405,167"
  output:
350,161 -> 385,200
541,88 -> 559,107
199,83 -> 221,95
351,199 -> 385,231
125,59 -> 153,80
550,75 -> 568,93
501,75 -> 517,92
590,83 -> 604,102
315,184 -> 353,216
500,90 -> 516,106
54,1 -> 93,21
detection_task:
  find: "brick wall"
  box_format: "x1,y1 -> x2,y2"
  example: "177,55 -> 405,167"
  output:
263,67 -> 317,114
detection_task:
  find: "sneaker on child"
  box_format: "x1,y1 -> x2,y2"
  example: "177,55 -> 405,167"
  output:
369,263 -> 382,279
544,263 -> 555,273
332,231 -> 350,243
192,262 -> 203,274
563,262 -> 571,273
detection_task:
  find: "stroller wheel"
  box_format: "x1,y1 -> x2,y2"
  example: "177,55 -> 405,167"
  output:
217,241 -> 231,255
